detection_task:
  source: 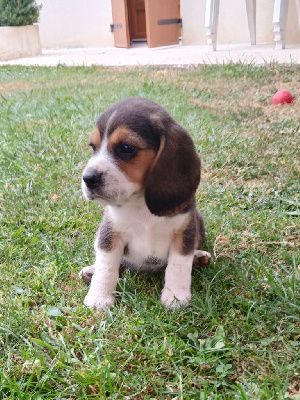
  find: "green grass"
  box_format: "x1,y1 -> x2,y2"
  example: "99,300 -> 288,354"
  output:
0,63 -> 299,399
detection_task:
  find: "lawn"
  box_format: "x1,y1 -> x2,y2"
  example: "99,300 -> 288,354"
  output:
0,63 -> 299,399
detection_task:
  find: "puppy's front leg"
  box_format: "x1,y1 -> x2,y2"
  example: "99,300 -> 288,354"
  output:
84,213 -> 123,309
161,248 -> 194,309
84,247 -> 122,309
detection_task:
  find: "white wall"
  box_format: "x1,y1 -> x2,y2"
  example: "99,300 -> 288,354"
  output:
36,0 -> 114,48
181,0 -> 300,46
181,0 -> 207,45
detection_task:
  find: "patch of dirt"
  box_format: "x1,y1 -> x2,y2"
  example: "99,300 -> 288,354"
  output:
0,81 -> 33,93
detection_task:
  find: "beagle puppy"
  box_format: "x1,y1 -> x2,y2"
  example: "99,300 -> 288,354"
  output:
80,97 -> 210,309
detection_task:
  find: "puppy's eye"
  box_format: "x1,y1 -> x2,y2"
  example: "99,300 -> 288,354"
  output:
120,143 -> 136,154
89,142 -> 96,151
116,142 -> 139,160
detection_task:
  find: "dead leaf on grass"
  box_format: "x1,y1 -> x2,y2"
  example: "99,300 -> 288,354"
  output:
51,194 -> 61,202
287,381 -> 300,399
88,384 -> 100,394
213,235 -> 235,260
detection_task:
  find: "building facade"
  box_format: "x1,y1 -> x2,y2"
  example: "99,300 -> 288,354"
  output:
36,0 -> 300,49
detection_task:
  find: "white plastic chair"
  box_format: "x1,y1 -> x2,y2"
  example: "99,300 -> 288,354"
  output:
273,0 -> 300,49
205,0 -> 256,51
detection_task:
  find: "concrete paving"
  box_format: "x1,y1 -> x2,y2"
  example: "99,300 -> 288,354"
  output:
0,42 -> 300,67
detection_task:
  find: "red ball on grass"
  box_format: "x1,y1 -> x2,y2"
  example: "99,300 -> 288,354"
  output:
272,90 -> 293,105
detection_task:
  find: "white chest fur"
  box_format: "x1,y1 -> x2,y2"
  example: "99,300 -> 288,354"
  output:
107,199 -> 188,269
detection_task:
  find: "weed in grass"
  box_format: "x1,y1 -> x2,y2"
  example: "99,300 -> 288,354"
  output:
0,63 -> 299,399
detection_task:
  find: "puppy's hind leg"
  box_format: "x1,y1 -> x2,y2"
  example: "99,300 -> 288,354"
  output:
193,250 -> 211,267
79,258 -> 130,284
79,265 -> 95,285
193,210 -> 211,267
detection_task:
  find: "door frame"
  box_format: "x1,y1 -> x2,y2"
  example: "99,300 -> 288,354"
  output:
111,0 -> 181,48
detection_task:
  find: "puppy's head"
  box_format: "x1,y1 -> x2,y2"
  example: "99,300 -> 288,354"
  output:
82,98 -> 201,216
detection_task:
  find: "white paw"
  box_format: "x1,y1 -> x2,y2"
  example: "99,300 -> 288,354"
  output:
79,265 -> 95,284
84,291 -> 115,309
161,287 -> 191,309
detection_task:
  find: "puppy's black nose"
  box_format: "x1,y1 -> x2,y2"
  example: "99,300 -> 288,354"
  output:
83,172 -> 103,190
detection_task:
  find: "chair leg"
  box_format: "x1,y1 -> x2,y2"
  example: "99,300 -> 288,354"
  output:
296,0 -> 300,30
205,0 -> 220,51
245,0 -> 256,45
273,0 -> 289,49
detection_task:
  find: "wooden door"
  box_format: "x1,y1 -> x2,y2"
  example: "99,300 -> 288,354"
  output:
144,0 -> 181,48
128,0 -> 146,40
111,0 -> 130,48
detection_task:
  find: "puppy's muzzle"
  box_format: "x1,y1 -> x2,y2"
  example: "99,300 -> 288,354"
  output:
83,172 -> 103,190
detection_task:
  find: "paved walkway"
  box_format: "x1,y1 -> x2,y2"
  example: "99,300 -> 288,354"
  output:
1,42 -> 300,67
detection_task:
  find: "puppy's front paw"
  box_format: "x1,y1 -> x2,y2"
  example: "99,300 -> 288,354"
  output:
84,292 -> 115,310
161,287 -> 191,309
79,265 -> 95,284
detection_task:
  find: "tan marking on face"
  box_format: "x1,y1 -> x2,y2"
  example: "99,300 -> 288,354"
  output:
89,127 -> 101,150
120,149 -> 157,185
108,126 -> 147,151
107,126 -> 157,186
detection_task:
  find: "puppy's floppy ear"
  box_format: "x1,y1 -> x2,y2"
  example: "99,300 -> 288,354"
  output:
145,116 -> 201,217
